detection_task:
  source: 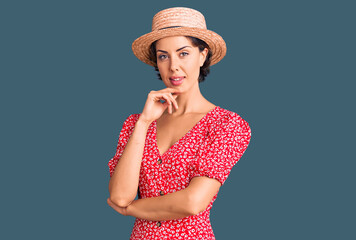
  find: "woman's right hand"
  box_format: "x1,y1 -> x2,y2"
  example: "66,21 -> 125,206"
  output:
139,88 -> 180,124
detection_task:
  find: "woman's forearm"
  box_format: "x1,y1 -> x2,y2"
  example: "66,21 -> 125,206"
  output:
108,117 -> 151,207
126,187 -> 196,221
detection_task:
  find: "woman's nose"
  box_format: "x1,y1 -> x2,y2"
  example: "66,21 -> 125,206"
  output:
169,56 -> 179,72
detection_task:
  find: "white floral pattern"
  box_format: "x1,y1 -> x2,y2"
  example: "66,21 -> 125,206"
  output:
108,106 -> 251,239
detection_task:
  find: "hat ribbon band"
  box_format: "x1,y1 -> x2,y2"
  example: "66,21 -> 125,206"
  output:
158,26 -> 182,30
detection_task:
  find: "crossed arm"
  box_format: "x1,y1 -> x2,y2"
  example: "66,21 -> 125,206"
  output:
107,176 -> 221,221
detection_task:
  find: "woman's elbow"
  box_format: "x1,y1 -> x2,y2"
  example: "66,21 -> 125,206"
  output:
108,185 -> 137,207
187,194 -> 208,216
109,196 -> 133,208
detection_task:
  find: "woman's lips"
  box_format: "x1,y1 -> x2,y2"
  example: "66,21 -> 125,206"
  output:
169,76 -> 185,86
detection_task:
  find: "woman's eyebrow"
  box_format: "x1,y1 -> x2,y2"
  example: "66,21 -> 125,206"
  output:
157,46 -> 192,53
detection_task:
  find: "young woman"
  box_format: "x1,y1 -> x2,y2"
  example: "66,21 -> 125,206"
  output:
107,7 -> 251,240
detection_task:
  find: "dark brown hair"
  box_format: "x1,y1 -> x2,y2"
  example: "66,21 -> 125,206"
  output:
148,36 -> 212,83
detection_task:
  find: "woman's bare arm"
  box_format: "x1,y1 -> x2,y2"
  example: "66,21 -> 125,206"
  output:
108,89 -> 179,208
123,176 -> 221,221
108,117 -> 151,208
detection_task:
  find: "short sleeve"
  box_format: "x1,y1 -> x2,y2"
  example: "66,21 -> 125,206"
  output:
108,114 -> 137,178
190,113 -> 251,186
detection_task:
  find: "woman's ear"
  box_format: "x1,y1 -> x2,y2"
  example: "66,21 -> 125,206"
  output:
199,48 -> 209,67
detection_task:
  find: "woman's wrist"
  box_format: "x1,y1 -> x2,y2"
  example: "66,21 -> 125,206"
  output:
136,117 -> 152,129
126,199 -> 137,217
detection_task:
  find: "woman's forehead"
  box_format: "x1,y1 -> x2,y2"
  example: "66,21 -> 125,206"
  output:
156,36 -> 192,46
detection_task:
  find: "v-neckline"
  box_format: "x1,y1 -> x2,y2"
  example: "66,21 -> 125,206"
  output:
153,106 -> 219,157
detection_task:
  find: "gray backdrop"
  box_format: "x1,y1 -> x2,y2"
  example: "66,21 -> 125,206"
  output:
1,0 -> 355,239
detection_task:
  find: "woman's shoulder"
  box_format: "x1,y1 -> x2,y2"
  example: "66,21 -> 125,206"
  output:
212,106 -> 251,134
119,113 -> 141,130
213,106 -> 249,125
123,113 -> 141,122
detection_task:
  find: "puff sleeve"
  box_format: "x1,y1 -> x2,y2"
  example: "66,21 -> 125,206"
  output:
108,114 -> 137,178
190,112 -> 251,186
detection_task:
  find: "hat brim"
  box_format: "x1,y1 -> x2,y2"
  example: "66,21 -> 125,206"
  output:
131,27 -> 227,67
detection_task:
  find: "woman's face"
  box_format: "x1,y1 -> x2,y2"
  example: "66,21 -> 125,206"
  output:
155,36 -> 208,91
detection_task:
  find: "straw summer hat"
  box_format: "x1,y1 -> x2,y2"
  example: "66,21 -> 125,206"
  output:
131,7 -> 227,67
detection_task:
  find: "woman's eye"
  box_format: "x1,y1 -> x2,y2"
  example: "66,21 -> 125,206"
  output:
180,52 -> 189,56
158,55 -> 167,60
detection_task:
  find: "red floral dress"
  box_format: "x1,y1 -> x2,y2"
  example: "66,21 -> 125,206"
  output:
108,106 -> 251,240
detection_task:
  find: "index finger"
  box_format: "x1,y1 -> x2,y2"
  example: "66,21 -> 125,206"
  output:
166,88 -> 181,95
